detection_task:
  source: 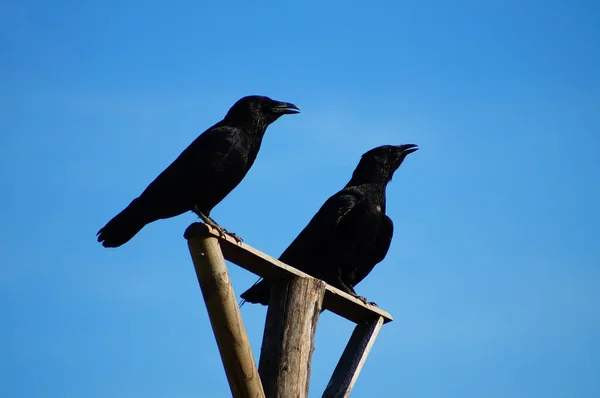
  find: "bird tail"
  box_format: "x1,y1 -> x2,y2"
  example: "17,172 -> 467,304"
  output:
239,278 -> 271,306
97,198 -> 150,248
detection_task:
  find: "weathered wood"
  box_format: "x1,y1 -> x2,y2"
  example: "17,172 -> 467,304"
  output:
322,317 -> 385,398
185,223 -> 393,324
258,277 -> 327,398
186,233 -> 265,398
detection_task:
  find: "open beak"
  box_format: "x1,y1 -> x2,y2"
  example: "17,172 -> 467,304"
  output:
394,144 -> 419,166
271,101 -> 301,114
397,144 -> 419,156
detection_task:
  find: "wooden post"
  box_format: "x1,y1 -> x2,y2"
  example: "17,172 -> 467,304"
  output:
186,229 -> 265,398
188,223 -> 393,325
258,277 -> 327,398
322,317 -> 385,398
184,223 -> 393,397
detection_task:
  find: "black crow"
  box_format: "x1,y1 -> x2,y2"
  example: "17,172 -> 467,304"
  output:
97,95 -> 300,248
240,144 -> 418,305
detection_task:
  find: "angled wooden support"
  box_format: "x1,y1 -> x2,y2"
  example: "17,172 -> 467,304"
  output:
322,317 -> 385,398
259,277 -> 326,398
184,225 -> 265,398
185,224 -> 393,324
185,223 -> 393,398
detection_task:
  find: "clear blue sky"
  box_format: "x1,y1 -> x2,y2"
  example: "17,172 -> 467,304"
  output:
1,1 -> 599,397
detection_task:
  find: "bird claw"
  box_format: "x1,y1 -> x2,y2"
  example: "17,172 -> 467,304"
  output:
225,230 -> 244,245
212,224 -> 228,239
355,295 -> 368,304
354,295 -> 377,307
231,234 -> 243,245
212,225 -> 243,245
192,208 -> 243,245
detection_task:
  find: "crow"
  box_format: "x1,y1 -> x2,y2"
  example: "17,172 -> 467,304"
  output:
97,95 -> 300,248
240,144 -> 418,305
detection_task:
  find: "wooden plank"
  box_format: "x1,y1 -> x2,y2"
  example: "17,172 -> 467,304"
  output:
184,223 -> 393,324
322,317 -> 385,398
186,234 -> 265,398
258,277 -> 326,398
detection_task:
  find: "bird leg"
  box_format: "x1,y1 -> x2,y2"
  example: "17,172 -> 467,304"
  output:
192,206 -> 243,244
338,281 -> 377,306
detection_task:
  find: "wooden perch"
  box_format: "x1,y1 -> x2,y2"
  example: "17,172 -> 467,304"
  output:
184,223 -> 393,325
186,233 -> 265,398
322,317 -> 385,398
184,223 -> 393,398
259,277 -> 326,398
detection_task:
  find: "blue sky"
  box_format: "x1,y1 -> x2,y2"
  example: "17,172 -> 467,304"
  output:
1,0 -> 599,397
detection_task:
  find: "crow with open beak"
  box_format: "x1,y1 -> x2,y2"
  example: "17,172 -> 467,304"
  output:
241,144 -> 418,306
97,95 -> 300,247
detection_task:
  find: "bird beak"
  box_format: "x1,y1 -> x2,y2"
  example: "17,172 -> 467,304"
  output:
395,144 -> 419,165
270,101 -> 301,114
397,144 -> 419,156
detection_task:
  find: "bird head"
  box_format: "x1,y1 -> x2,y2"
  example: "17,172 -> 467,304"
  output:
350,144 -> 419,185
224,95 -> 301,127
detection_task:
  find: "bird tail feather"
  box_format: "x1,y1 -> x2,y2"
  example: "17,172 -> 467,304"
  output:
97,199 -> 150,248
239,278 -> 271,306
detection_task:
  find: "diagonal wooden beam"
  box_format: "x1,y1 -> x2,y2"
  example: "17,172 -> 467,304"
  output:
184,223 -> 393,325
186,232 -> 265,398
322,316 -> 385,398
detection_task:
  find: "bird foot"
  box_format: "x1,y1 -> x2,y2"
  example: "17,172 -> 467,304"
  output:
192,207 -> 243,244
354,294 -> 377,307
231,233 -> 243,244
216,225 -> 243,245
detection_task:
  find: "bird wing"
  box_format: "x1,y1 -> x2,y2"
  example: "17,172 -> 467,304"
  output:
279,190 -> 361,275
137,125 -> 238,206
240,191 -> 360,304
352,214 -> 394,286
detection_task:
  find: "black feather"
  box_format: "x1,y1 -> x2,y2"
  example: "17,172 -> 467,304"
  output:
240,144 -> 418,305
97,95 -> 300,248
